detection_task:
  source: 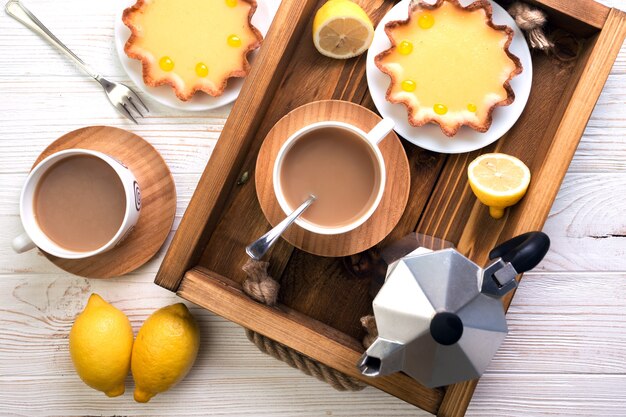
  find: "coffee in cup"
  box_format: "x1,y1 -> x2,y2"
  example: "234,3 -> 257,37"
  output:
273,119 -> 394,235
12,149 -> 141,259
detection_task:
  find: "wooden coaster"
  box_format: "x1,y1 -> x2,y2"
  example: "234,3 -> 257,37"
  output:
33,126 -> 176,278
256,100 -> 410,257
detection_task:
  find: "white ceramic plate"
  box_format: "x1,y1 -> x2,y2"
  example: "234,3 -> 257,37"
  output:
366,0 -> 533,154
114,0 -> 281,111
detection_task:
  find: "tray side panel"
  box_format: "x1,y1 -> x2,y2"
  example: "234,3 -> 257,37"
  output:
179,267 -> 445,414
437,9 -> 626,417
155,0 -> 320,291
527,0 -> 609,34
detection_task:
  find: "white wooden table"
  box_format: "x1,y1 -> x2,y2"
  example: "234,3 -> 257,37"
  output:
1,1 -> 625,415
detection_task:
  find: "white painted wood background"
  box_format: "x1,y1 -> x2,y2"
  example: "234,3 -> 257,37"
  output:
1,0 -> 625,415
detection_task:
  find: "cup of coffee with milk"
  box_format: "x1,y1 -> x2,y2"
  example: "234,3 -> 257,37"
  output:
274,118 -> 394,235
13,149 -> 141,258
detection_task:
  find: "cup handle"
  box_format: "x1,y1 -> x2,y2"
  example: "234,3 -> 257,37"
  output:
366,118 -> 395,145
12,233 -> 36,253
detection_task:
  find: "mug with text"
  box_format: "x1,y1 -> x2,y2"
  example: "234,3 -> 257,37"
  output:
12,149 -> 141,259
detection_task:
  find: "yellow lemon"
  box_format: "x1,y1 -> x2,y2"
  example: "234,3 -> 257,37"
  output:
468,153 -> 531,219
132,303 -> 200,403
69,293 -> 133,397
313,0 -> 374,59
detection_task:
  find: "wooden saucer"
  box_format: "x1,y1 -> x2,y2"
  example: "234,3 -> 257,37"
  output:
256,100 -> 410,257
33,126 -> 176,278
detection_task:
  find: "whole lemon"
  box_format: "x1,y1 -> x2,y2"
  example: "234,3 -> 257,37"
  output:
131,303 -> 200,403
69,293 -> 134,397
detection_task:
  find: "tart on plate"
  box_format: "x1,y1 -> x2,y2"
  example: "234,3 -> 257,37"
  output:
375,0 -> 523,137
123,0 -> 263,101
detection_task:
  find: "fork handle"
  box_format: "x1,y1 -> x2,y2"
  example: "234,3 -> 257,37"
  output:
5,0 -> 99,79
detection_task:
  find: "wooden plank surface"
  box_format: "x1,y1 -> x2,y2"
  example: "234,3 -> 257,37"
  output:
0,0 -> 625,416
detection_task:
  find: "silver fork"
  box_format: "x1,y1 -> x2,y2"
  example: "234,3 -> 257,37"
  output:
5,0 -> 148,123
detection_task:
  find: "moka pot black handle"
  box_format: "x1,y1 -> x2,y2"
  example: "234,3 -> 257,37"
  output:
489,231 -> 550,273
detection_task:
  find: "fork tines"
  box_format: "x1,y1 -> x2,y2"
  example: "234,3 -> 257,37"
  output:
119,88 -> 148,123
108,81 -> 149,124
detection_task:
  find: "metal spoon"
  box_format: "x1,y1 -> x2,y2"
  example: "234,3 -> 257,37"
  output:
246,195 -> 316,260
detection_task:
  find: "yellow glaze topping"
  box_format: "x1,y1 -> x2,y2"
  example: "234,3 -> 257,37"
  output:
418,13 -> 435,29
227,35 -> 242,47
401,79 -> 417,92
159,56 -> 174,72
398,40 -> 413,55
125,0 -> 260,99
434,104 -> 448,115
380,1 -> 519,125
195,63 -> 209,77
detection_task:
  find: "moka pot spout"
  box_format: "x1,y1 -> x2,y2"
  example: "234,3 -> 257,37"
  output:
358,338 -> 404,377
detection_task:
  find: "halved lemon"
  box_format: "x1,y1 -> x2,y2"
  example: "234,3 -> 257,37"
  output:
313,0 -> 374,59
468,153 -> 531,219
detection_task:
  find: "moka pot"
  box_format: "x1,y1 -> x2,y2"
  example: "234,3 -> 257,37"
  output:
358,232 -> 550,388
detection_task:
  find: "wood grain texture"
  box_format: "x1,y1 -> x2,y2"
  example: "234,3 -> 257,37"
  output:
255,100 -> 410,257
156,0 -> 626,414
2,271 -> 626,417
2,170 -> 624,275
178,267 -> 445,414
197,0 -> 394,291
435,10 -> 626,414
526,0 -> 610,33
33,126 -> 176,278
163,0 -> 454,410
0,0 -> 625,415
155,0 -> 321,291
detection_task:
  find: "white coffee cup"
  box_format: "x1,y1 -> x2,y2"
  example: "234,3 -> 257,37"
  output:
12,149 -> 141,259
273,118 -> 394,235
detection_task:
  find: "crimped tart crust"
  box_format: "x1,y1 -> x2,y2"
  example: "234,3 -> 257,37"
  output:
375,0 -> 523,137
123,0 -> 263,101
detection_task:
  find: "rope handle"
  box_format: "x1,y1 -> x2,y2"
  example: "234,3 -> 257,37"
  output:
241,259 -> 377,391
508,1 -> 554,52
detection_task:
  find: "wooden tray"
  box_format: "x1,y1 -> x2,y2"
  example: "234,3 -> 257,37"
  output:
155,1 -> 626,416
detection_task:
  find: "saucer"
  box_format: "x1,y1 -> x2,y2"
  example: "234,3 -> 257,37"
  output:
255,100 -> 410,258
366,0 -> 533,154
32,126 -> 176,278
114,0 -> 281,111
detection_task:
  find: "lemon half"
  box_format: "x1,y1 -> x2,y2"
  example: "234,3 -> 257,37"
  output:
313,0 -> 374,59
468,153 -> 531,219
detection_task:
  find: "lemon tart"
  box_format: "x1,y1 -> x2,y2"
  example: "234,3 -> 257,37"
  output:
375,0 -> 522,136
123,0 -> 263,101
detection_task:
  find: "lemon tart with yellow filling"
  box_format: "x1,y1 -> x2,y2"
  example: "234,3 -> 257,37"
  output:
375,0 -> 522,137
123,0 -> 263,101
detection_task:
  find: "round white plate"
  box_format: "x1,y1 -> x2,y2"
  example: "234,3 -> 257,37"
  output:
366,0 -> 533,154
114,0 -> 281,111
